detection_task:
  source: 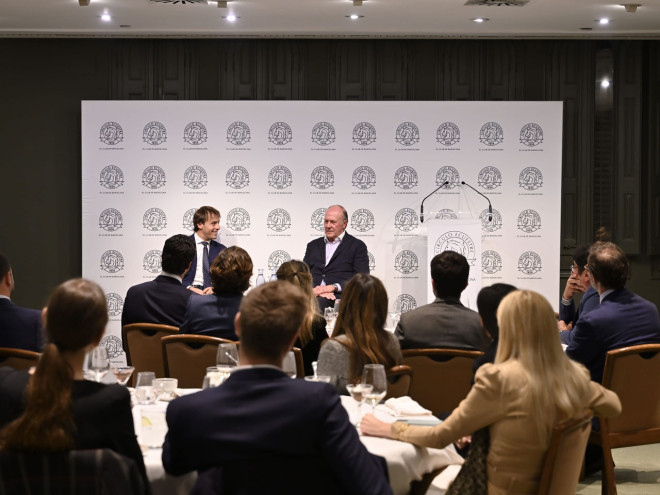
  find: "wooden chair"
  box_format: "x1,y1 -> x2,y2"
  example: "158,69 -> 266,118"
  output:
385,364 -> 413,399
586,344 -> 660,495
537,413 -> 593,495
291,346 -> 305,378
162,334 -> 237,388
401,348 -> 483,417
0,347 -> 40,371
122,323 -> 178,384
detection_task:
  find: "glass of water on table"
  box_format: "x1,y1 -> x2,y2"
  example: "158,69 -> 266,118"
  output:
361,364 -> 387,414
346,383 -> 373,428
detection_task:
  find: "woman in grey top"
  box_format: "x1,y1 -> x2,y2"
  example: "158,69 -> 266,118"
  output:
318,274 -> 402,394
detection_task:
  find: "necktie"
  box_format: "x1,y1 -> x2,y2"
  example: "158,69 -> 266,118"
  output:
202,241 -> 211,289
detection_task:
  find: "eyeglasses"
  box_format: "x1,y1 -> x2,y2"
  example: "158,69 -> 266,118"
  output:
584,264 -> 591,273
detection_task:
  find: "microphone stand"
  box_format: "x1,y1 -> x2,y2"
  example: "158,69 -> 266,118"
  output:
460,181 -> 492,221
420,181 -> 449,223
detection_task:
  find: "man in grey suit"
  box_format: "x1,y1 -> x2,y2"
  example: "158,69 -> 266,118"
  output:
395,251 -> 487,351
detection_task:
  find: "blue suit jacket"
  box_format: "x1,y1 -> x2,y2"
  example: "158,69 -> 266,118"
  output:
179,292 -> 242,341
121,275 -> 192,328
162,367 -> 391,495
558,285 -> 599,329
182,235 -> 226,288
0,299 -> 43,352
564,289 -> 660,382
303,232 -> 369,291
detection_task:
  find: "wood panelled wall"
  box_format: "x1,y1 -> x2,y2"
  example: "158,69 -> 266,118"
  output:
1,38 -> 659,309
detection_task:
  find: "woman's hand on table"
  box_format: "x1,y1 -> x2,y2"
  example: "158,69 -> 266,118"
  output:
360,413 -> 395,439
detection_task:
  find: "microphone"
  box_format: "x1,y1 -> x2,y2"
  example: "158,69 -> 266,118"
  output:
460,181 -> 492,221
420,181 -> 449,223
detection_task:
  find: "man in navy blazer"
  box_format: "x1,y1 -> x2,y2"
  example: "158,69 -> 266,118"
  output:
162,281 -> 391,495
0,254 -> 43,352
182,206 -> 226,293
303,205 -> 369,310
558,244 -> 599,338
121,235 -> 196,328
563,242 -> 660,383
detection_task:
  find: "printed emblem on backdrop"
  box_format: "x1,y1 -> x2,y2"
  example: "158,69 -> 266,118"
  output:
99,122 -> 123,145
99,165 -> 124,189
393,166 -> 418,189
310,166 -> 334,190
311,122 -> 336,146
352,166 -> 377,190
519,167 -> 543,191
227,121 -> 251,146
268,166 -> 293,189
480,208 -> 503,233
100,335 -> 124,359
226,166 -> 250,189
183,165 -> 208,190
105,293 -> 124,317
98,208 -> 123,232
434,231 -> 477,265
395,122 -> 420,146
268,250 -> 291,271
435,209 -> 458,220
368,252 -> 376,272
143,250 -> 162,274
142,166 -> 166,189
395,294 -> 417,314
183,122 -> 208,146
142,121 -> 167,146
268,122 -> 293,146
266,208 -> 292,232
520,123 -> 544,147
394,250 -> 419,274
478,166 -> 503,190
518,251 -> 543,275
517,209 -> 542,233
310,208 -> 327,231
100,250 -> 124,273
182,208 -> 196,231
436,166 -> 460,188
436,122 -> 460,146
482,250 -> 503,274
351,209 -> 375,232
352,122 -> 377,146
226,207 -> 251,231
143,208 -> 167,231
394,208 -> 419,232
479,122 -> 504,146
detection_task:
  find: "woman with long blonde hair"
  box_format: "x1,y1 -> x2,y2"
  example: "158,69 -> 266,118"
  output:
361,290 -> 621,494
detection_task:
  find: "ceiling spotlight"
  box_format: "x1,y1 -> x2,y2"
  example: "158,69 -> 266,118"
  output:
346,14 -> 363,20
601,80 -> 611,89
472,18 -> 489,23
353,0 -> 363,6
224,14 -> 238,22
101,13 -> 111,22
620,3 -> 640,13
599,18 -> 610,24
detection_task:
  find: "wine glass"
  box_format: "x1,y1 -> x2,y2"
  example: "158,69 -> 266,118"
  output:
362,364 -> 387,414
345,383 -> 373,428
323,307 -> 337,337
112,366 -> 135,386
333,299 -> 341,313
216,343 -> 238,384
87,346 -> 110,383
384,312 -> 400,332
282,351 -> 297,378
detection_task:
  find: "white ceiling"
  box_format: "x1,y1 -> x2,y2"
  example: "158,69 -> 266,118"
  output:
1,0 -> 659,39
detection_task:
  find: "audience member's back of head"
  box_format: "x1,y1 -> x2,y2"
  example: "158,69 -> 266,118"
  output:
476,283 -> 517,341
572,244 -> 590,272
161,235 -> 195,276
430,251 -> 469,298
0,253 -> 10,281
587,242 -> 628,291
210,246 -> 253,294
276,260 -> 318,346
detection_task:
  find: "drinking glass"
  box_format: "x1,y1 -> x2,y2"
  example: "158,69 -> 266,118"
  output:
153,378 -> 178,401
87,346 -> 110,383
135,371 -> 156,405
384,312 -> 400,332
333,299 -> 341,313
282,351 -> 297,378
362,364 -> 387,414
323,307 -> 337,337
216,343 -> 238,384
346,383 -> 373,428
112,366 -> 135,386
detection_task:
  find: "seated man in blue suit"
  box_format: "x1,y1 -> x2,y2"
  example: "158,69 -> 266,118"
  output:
121,235 -> 196,328
162,281 -> 392,495
563,242 -> 660,383
558,244 -> 599,334
0,253 -> 43,352
182,206 -> 227,294
303,204 -> 369,310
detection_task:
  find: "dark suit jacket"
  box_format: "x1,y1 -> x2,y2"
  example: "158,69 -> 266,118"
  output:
162,367 -> 392,495
0,298 -> 43,352
179,292 -> 242,341
564,289 -> 660,382
121,275 -> 192,328
558,285 -> 599,329
182,236 -> 226,288
303,232 -> 369,291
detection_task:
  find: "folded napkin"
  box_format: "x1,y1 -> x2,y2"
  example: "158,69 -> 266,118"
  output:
384,396 -> 432,416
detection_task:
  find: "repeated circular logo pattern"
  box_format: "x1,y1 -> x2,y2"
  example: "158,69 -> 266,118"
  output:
100,250 -> 125,273
310,166 -> 334,190
519,123 -> 543,147
99,122 -> 123,145
519,167 -> 543,190
394,250 -> 419,274
394,208 -> 419,232
266,208 -> 292,232
183,165 -> 208,190
143,121 -> 167,146
436,166 -> 460,188
226,207 -> 251,231
105,293 -> 124,317
395,122 -> 420,146
393,166 -> 418,190
352,166 -> 376,190
143,208 -> 167,231
482,250 -> 503,274
311,122 -> 336,146
183,121 -> 207,145
142,166 -> 166,189
518,251 -> 543,275
227,121 -> 251,146
478,166 -> 503,190
143,250 -> 162,274
436,122 -> 460,146
226,166 -> 250,189
268,165 -> 293,189
351,208 -> 375,232
479,122 -> 504,146
99,165 -> 124,189
268,250 -> 291,271
99,208 -> 123,232
268,122 -> 293,146
352,122 -> 376,146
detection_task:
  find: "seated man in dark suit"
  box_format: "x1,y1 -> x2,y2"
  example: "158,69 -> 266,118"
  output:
558,243 -> 599,334
0,253 -> 43,352
303,204 -> 369,310
182,206 -> 227,294
563,242 -> 660,383
121,235 -> 195,328
162,281 -> 392,495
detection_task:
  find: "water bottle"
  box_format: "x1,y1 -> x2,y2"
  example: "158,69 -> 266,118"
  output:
255,269 -> 265,286
269,272 -> 277,282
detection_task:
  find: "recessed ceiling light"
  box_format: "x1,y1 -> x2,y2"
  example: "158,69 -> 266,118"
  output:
223,14 -> 238,22
346,14 -> 363,20
120,25 -> 131,28
472,18 -> 489,23
601,80 -> 611,89
101,13 -> 112,22
598,18 -> 611,24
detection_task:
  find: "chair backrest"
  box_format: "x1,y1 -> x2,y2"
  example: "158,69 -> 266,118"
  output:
385,364 -> 413,399
0,347 -> 40,371
122,323 -> 179,382
537,413 -> 593,495
0,448 -> 144,495
291,346 -> 305,378
402,348 -> 483,416
162,334 -> 237,388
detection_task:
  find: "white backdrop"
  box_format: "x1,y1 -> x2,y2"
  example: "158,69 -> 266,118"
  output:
82,101 -> 562,364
